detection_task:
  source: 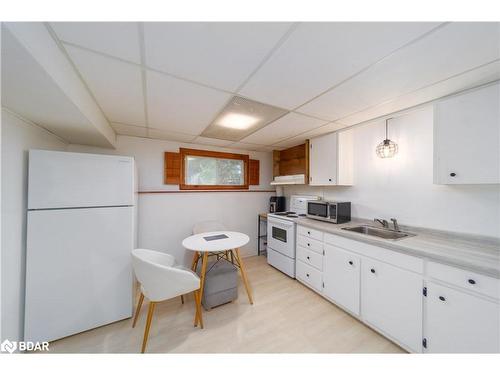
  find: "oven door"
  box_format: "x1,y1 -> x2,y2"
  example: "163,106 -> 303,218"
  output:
267,217 -> 295,258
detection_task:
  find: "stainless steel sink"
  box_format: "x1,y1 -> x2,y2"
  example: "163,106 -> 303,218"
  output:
342,225 -> 415,240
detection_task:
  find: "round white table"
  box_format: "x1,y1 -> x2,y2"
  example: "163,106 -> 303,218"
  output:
182,231 -> 253,328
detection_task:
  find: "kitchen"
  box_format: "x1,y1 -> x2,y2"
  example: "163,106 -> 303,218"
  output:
1,7 -> 499,374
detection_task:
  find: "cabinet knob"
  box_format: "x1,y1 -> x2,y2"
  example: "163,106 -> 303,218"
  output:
329,178 -> 332,182
307,231 -> 311,235
450,172 -> 456,177
307,256 -> 310,260
307,243 -> 310,247
468,279 -> 476,285
348,261 -> 353,266
370,268 -> 375,274
306,273 -> 310,277
439,296 -> 446,301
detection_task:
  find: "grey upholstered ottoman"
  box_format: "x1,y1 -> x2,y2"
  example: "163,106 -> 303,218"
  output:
197,258 -> 238,310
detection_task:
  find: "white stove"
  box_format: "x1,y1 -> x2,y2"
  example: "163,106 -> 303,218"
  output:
267,195 -> 318,277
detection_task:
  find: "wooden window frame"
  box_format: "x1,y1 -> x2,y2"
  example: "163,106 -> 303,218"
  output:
179,148 -> 250,190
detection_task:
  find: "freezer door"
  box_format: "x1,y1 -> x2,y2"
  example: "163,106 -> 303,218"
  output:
28,150 -> 134,209
24,207 -> 134,343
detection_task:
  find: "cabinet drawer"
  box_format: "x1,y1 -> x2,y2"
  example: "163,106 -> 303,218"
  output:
427,261 -> 499,300
297,235 -> 323,254
324,233 -> 423,274
297,246 -> 323,271
296,260 -> 322,292
297,225 -> 323,241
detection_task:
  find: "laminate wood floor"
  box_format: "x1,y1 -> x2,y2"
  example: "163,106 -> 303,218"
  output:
47,255 -> 405,353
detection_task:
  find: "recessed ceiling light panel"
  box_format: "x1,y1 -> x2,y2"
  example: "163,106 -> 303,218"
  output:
201,96 -> 288,141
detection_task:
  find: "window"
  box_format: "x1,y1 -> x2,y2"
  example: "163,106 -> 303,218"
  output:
179,148 -> 249,190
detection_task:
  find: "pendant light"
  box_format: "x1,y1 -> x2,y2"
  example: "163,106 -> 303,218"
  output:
376,118 -> 398,158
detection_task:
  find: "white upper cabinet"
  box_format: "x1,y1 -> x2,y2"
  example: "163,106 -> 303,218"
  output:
434,82 -> 500,184
309,130 -> 353,186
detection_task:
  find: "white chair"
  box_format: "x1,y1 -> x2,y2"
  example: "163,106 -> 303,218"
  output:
131,248 -> 202,353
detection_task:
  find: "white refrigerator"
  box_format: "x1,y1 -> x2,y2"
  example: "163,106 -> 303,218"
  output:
24,150 -> 137,343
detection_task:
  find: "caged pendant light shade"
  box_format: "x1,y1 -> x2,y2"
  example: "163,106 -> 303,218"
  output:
376,118 -> 398,158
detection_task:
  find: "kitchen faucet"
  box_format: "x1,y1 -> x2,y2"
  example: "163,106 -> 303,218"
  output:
390,218 -> 400,232
374,218 -> 389,228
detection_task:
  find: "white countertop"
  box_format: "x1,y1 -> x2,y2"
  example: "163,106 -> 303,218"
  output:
291,217 -> 500,278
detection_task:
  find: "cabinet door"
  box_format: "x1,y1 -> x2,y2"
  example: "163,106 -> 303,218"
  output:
425,281 -> 500,353
361,258 -> 423,352
434,83 -> 500,184
309,132 -> 337,185
323,244 -> 360,315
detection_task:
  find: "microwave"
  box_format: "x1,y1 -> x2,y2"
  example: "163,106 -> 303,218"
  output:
306,201 -> 351,224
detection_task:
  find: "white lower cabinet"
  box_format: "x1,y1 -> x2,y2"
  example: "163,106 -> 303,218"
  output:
425,281 -> 500,353
323,244 -> 360,316
295,225 -> 499,353
296,259 -> 322,292
361,258 -> 423,352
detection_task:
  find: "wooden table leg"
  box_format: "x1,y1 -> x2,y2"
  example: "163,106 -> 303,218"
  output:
193,252 -> 208,328
233,248 -> 254,305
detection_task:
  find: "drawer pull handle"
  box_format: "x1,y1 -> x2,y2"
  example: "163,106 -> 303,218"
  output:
450,172 -> 456,177
306,273 -> 310,277
439,296 -> 446,302
370,268 -> 375,274
468,279 -> 476,285
348,261 -> 353,266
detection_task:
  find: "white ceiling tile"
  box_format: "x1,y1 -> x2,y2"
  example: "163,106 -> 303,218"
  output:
146,70 -> 231,134
192,136 -> 234,147
65,45 -> 146,127
273,122 -> 347,147
111,123 -> 148,137
143,22 -> 292,91
226,142 -> 264,151
240,112 -> 328,145
51,22 -> 141,63
239,22 -> 440,109
338,61 -> 500,126
298,23 -> 500,121
148,128 -> 197,142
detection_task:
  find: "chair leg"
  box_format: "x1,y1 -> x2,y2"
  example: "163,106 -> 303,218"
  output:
181,295 -> 184,304
132,293 -> 144,328
141,302 -> 156,353
193,290 -> 204,329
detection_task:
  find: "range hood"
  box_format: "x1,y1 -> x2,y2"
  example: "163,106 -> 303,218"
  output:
270,174 -> 306,185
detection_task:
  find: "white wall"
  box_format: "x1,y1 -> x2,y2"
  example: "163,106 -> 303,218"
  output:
285,106 -> 500,238
1,109 -> 67,341
67,136 -> 275,262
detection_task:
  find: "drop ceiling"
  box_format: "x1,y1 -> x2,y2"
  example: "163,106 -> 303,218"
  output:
6,22 -> 500,151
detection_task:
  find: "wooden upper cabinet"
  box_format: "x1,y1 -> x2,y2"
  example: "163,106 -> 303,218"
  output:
434,82 -> 500,185
309,130 -> 353,186
272,142 -> 309,183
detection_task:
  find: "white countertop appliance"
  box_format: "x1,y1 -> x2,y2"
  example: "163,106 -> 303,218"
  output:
24,150 -> 137,343
307,200 -> 351,224
267,195 -> 318,277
